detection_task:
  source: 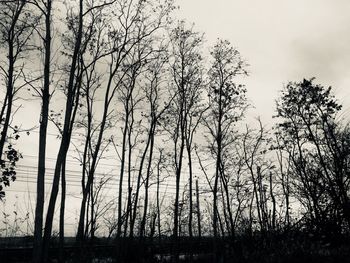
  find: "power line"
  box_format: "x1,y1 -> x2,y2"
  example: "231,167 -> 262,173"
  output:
15,163 -> 212,187
4,187 -> 180,200
14,173 -> 212,193
22,154 -> 119,169
21,153 -> 212,175
11,168 -> 214,195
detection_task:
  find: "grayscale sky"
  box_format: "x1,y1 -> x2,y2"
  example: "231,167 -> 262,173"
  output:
2,0 -> 350,235
178,0 -> 350,123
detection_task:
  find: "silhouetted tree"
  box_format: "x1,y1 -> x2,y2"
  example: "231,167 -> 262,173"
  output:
42,0 -> 89,260
75,0 -> 174,242
0,0 -> 36,197
202,39 -> 247,239
31,0 -> 53,261
165,22 -> 204,241
275,78 -> 350,235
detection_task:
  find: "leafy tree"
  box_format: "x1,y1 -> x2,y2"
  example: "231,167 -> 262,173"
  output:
275,78 -> 350,235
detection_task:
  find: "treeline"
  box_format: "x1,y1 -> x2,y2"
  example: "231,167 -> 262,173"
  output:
0,0 -> 350,262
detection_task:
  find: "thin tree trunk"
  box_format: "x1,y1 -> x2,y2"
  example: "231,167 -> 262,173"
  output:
43,143 -> 69,261
85,191 -> 90,238
252,171 -> 263,231
140,125 -> 155,237
0,61 -> 13,159
0,0 -> 25,157
221,172 -> 235,237
59,160 -> 66,263
42,0 -> 83,256
156,153 -> 162,241
124,102 -> 134,237
90,179 -> 95,239
186,144 -> 193,238
196,179 -> 201,238
76,72 -> 114,241
33,1 -> 52,261
269,172 -> 276,230
220,181 -> 230,234
130,128 -> 153,236
117,102 -> 129,237
76,71 -> 92,240
213,78 -> 224,262
174,119 -> 185,238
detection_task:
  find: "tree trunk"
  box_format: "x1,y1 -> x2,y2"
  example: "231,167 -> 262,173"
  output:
117,101 -> 129,237
124,132 -> 132,237
76,73 -> 92,241
269,172 -> 276,230
59,160 -> 66,263
186,143 -> 193,238
0,0 -> 24,157
220,170 -> 235,237
42,1 -> 83,259
33,1 -> 52,261
42,143 -> 69,261
140,124 -> 156,237
156,153 -> 162,241
196,179 -> 201,238
0,56 -> 14,159
90,179 -> 95,239
76,73 -> 114,241
174,117 -> 185,239
130,128 -> 153,237
124,101 -> 135,237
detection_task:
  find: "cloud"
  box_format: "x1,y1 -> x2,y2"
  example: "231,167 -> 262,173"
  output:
289,24 -> 350,83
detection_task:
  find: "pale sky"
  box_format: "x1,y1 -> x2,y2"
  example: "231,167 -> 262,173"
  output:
178,0 -> 350,122
2,0 -> 350,236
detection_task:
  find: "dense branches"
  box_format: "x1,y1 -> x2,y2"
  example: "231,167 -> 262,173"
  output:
275,78 -> 350,235
1,1 -> 350,262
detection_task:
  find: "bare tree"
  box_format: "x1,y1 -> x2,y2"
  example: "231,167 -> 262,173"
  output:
41,0 -> 90,260
30,0 -> 53,261
129,47 -> 172,238
76,0 -> 174,241
0,0 -> 36,166
274,132 -> 292,228
73,3 -> 114,243
138,47 -> 172,238
115,56 -> 142,238
241,121 -> 266,231
202,39 -> 247,240
0,0 -> 33,204
164,22 -> 204,241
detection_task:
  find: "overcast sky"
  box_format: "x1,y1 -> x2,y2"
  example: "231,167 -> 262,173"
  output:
2,0 -> 350,235
178,0 -> 350,123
